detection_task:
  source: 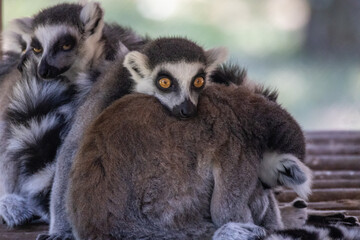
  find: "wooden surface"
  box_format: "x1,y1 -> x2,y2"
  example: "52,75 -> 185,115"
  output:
1,131 -> 359,239
0,223 -> 47,240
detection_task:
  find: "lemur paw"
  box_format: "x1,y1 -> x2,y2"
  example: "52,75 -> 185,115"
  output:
36,233 -> 74,240
0,194 -> 34,227
213,222 -> 266,240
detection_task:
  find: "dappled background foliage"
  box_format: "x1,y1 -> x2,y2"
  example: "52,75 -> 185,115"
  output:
3,0 -> 360,130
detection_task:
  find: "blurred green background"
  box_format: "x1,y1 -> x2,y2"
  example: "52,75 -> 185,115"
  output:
3,0 -> 360,130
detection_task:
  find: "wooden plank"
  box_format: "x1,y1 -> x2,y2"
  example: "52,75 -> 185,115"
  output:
306,145 -> 360,155
304,155 -> 360,170
307,200 -> 360,210
312,179 -> 360,189
305,131 -> 360,143
0,223 -> 47,240
313,170 -> 360,180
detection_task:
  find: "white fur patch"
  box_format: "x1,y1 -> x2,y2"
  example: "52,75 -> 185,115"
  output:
76,1 -> 105,73
213,222 -> 266,240
260,152 -> 312,200
124,51 -> 151,79
21,163 -> 55,195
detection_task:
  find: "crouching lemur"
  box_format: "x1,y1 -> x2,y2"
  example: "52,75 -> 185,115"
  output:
67,80 -> 311,239
0,1 -> 146,234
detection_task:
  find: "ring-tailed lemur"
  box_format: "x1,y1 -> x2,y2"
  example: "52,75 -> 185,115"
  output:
66,81 -> 311,240
0,0 -> 146,234
25,2 -> 148,240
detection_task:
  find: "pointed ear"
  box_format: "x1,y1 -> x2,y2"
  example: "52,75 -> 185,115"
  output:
123,51 -> 151,82
80,1 -> 104,35
205,47 -> 228,73
12,17 -> 33,35
2,17 -> 33,54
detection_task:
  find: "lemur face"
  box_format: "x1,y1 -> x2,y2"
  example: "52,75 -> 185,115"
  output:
22,2 -> 104,80
133,61 -> 206,119
124,38 -> 228,119
30,25 -> 80,79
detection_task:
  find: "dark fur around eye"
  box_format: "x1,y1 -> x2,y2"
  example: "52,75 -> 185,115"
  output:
191,70 -> 206,91
31,38 -> 42,53
54,34 -> 77,53
155,71 -> 178,93
16,35 -> 27,52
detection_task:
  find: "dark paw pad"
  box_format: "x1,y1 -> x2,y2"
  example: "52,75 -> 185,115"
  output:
293,199 -> 307,209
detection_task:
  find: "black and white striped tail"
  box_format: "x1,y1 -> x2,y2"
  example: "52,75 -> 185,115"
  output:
0,60 -> 75,226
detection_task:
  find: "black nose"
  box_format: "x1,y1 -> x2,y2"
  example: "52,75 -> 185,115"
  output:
173,99 -> 197,119
38,60 -> 62,79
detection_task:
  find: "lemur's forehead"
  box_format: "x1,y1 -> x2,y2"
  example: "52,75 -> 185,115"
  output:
34,25 -> 80,48
32,3 -> 82,28
144,38 -> 207,69
154,61 -> 206,79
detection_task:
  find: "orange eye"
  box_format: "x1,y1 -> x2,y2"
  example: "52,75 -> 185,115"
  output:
158,78 -> 172,89
193,77 -> 205,88
33,47 -> 42,53
62,44 -> 72,51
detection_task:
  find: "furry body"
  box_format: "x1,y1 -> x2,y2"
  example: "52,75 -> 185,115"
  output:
68,83 -> 308,239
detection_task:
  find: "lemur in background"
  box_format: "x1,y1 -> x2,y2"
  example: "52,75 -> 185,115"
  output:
0,1 -> 147,236
28,2 -> 148,240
